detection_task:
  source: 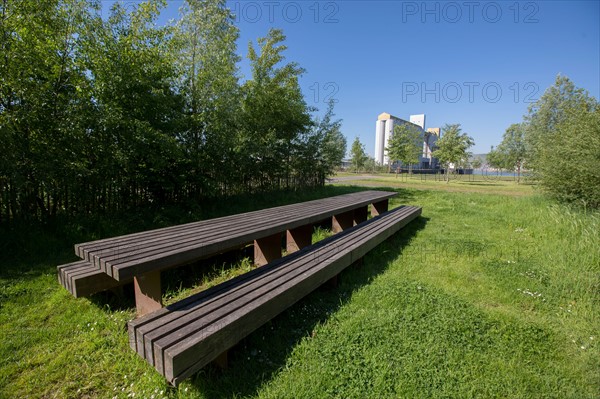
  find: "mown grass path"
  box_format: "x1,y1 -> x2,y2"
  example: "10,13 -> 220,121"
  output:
1,183 -> 598,398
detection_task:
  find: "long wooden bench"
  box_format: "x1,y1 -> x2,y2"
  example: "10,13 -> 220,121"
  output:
128,205 -> 421,385
58,191 -> 396,315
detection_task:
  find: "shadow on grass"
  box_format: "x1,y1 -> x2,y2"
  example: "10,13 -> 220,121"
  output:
184,215 -> 428,398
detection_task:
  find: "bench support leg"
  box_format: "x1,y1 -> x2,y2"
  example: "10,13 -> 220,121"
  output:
353,205 -> 368,225
254,233 -> 282,267
332,210 -> 354,233
134,270 -> 162,317
286,224 -> 312,253
371,199 -> 389,217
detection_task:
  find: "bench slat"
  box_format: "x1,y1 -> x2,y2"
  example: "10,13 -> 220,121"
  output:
110,194 -> 391,280
94,197 -> 339,276
57,261 -> 130,297
77,191 -> 396,281
77,191 -> 389,259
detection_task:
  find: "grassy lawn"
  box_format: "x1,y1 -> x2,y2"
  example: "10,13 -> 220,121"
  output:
333,172 -> 535,197
1,181 -> 598,398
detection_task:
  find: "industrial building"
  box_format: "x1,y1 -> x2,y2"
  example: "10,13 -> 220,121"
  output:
374,112 -> 440,169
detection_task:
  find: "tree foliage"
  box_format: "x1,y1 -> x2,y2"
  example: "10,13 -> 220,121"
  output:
537,105 -> 600,208
521,76 -> 600,207
241,28 -> 313,190
295,99 -> 346,182
0,0 -> 344,222
319,100 -> 347,175
386,123 -> 422,174
350,137 -> 367,173
524,75 -> 597,173
432,124 -> 475,182
487,123 -> 527,182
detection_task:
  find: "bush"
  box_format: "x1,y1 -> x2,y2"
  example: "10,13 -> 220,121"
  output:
537,106 -> 600,208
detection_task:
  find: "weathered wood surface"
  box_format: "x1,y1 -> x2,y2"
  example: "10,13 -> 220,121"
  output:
57,261 -> 130,298
128,205 -> 421,385
75,191 -> 397,281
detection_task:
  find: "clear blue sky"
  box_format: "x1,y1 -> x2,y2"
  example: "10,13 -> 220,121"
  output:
105,1 -> 600,156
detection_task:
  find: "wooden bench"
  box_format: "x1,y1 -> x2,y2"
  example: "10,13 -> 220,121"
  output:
58,190 -> 396,315
128,205 -> 421,385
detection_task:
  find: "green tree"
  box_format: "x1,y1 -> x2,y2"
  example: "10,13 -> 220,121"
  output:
432,124 -> 475,182
471,158 -> 483,170
525,75 -> 597,173
0,0 -> 96,219
174,0 -> 241,195
0,0 -> 333,221
386,123 -> 422,175
488,123 -> 527,183
537,100 -> 600,208
350,137 -> 367,173
83,0 -> 182,207
315,100 -> 347,175
292,99 -> 346,186
363,157 -> 379,173
520,75 -> 600,207
241,28 -> 312,190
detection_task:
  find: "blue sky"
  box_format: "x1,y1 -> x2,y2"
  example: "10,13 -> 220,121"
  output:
105,1 -> 600,156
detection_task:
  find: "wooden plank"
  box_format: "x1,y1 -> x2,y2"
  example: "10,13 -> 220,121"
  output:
89,196 -> 354,276
128,206 -> 421,382
57,261 -> 128,298
89,203 -> 313,276
77,191 -> 394,259
82,199 -> 324,266
77,191 -> 397,280
111,194 -> 397,281
97,192 -> 390,272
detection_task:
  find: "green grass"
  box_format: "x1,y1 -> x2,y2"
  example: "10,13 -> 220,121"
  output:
333,171 -> 535,197
1,182 -> 598,398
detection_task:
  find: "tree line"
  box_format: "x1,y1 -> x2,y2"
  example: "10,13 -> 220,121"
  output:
0,0 -> 347,222
488,75 -> 599,208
